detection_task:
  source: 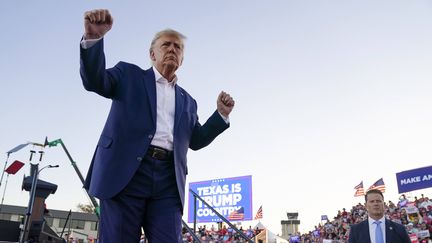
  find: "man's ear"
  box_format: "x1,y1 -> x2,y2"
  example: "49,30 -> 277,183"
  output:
150,50 -> 156,61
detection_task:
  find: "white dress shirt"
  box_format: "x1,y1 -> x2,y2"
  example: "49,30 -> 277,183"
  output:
368,216 -> 386,243
150,67 -> 176,150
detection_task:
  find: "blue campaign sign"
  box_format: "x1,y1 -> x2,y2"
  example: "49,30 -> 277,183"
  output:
188,175 -> 252,223
396,166 -> 432,193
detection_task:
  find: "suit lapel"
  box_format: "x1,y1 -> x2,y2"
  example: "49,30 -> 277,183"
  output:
385,219 -> 393,243
174,85 -> 185,133
362,220 -> 372,243
143,68 -> 157,125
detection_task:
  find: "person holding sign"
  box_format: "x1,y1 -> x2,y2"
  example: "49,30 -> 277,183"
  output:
80,9 -> 234,243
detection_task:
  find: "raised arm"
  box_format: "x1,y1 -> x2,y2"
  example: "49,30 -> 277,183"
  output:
80,9 -> 120,98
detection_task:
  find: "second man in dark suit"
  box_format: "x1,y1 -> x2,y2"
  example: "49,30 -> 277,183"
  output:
348,189 -> 411,243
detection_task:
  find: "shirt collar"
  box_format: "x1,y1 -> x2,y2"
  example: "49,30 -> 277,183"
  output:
368,216 -> 385,226
152,66 -> 177,86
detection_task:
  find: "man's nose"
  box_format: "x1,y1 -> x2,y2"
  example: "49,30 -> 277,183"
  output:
167,44 -> 176,52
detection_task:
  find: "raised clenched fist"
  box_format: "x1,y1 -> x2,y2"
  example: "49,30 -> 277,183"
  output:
217,91 -> 235,118
84,9 -> 113,40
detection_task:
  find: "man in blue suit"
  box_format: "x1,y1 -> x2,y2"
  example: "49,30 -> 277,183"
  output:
80,9 -> 235,243
348,189 -> 410,243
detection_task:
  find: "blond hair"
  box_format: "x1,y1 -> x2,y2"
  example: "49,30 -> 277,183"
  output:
149,29 -> 186,53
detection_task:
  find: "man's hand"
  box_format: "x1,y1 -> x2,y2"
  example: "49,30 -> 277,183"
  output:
84,9 -> 113,40
217,91 -> 235,118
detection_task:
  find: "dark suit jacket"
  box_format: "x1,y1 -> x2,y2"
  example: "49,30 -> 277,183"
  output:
348,218 -> 411,243
80,39 -> 229,207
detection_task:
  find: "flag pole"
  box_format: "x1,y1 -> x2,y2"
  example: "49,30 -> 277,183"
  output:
0,143 -> 31,192
0,152 -> 11,194
0,173 -> 10,212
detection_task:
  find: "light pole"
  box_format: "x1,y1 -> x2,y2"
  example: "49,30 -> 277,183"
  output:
19,164 -> 59,243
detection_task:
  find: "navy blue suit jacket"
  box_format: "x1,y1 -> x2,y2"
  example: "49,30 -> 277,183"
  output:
80,39 -> 229,208
348,219 -> 411,243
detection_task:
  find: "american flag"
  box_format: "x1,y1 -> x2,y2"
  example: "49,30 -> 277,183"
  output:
368,178 -> 386,193
254,205 -> 263,220
354,181 -> 365,197
228,207 -> 244,221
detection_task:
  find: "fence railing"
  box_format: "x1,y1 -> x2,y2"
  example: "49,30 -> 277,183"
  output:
188,189 -> 254,243
182,219 -> 202,243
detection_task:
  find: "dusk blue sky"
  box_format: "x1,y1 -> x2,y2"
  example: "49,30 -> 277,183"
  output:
1,1 -> 432,234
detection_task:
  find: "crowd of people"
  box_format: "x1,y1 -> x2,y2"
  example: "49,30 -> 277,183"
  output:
179,193 -> 432,243
181,224 -> 262,243
289,193 -> 432,243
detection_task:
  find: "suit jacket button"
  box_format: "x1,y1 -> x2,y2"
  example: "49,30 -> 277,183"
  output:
148,135 -> 153,139
137,157 -> 143,162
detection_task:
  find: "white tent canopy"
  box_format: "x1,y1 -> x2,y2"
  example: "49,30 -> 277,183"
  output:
254,221 -> 266,230
253,222 -> 288,243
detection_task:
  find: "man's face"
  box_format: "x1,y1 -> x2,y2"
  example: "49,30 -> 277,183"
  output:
150,34 -> 184,74
366,193 -> 385,220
